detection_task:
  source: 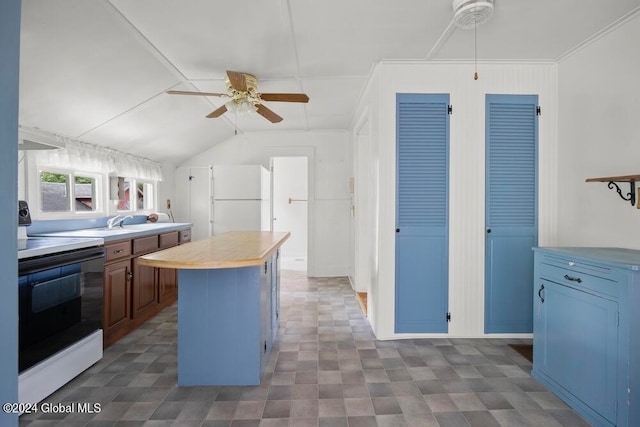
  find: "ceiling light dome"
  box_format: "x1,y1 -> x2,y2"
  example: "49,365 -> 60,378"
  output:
452,0 -> 494,29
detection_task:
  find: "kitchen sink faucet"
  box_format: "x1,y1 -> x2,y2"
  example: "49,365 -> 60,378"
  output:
107,215 -> 133,229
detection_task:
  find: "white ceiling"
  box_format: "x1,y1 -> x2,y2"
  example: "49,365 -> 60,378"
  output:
19,0 -> 640,165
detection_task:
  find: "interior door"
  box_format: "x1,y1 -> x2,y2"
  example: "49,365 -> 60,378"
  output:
395,93 -> 450,333
188,166 -> 212,241
271,157 -> 308,271
485,94 -> 538,333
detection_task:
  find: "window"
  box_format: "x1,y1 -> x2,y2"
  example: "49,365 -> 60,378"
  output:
39,170 -> 100,214
117,178 -> 132,211
117,179 -> 155,213
75,175 -> 96,211
138,181 -> 154,210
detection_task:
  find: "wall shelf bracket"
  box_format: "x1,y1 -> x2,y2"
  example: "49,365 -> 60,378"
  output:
607,181 -> 635,206
585,174 -> 640,207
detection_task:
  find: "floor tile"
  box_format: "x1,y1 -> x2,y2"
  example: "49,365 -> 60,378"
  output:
18,271 -> 587,427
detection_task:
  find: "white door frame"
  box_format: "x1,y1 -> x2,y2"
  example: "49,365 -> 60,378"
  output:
353,110 -> 372,293
268,147 -> 315,276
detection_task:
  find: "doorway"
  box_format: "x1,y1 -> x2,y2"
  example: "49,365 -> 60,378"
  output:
186,166 -> 212,241
271,157 -> 309,272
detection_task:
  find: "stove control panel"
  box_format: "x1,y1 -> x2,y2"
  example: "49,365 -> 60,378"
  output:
19,200 -> 31,226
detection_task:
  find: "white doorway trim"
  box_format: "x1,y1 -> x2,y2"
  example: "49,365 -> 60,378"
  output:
268,147 -> 315,276
353,109 -> 372,294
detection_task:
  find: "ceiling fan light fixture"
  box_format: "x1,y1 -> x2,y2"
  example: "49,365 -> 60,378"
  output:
452,0 -> 494,29
225,99 -> 257,115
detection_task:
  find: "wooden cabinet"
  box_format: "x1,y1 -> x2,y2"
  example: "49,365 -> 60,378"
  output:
103,259 -> 131,331
158,268 -> 177,303
131,235 -> 159,318
103,227 -> 190,347
179,229 -> 191,244
159,231 -> 179,248
158,231 -> 180,304
532,247 -> 640,427
132,258 -> 158,318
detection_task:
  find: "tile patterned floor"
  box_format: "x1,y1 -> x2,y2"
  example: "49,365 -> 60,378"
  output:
19,272 -> 589,427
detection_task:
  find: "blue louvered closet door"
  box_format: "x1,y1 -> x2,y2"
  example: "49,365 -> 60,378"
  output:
485,94 -> 538,333
395,93 -> 449,333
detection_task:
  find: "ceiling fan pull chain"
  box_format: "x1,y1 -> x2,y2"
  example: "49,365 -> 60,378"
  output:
234,110 -> 238,135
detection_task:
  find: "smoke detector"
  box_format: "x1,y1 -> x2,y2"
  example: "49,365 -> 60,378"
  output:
452,0 -> 494,29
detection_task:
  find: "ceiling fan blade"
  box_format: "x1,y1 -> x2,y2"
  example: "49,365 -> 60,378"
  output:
255,104 -> 283,123
167,90 -> 228,97
226,70 -> 247,92
259,93 -> 309,103
206,105 -> 228,118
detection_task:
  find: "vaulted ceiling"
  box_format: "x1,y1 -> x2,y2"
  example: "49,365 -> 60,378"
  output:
19,0 -> 640,165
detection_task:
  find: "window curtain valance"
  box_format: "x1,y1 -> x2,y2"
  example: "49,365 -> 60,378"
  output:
35,139 -> 163,181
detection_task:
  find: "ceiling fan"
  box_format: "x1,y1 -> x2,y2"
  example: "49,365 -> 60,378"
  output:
167,70 -> 309,123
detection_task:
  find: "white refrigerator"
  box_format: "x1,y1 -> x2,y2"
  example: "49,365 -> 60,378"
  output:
212,165 -> 271,235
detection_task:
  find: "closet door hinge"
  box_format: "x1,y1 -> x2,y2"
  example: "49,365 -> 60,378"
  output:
448,105 -> 453,115
446,312 -> 452,322
536,106 -> 541,116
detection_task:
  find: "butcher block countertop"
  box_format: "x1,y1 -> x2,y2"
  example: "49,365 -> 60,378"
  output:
137,231 -> 290,269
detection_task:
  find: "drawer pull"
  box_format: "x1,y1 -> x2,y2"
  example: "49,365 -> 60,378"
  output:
564,274 -> 582,283
538,284 -> 545,303
113,249 -> 124,254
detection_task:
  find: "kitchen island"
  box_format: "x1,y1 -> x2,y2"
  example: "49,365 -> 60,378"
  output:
137,231 -> 289,386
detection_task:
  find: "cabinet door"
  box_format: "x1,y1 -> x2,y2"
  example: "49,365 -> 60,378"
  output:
158,268 -> 178,304
104,260 -> 131,331
271,250 -> 280,341
259,260 -> 272,374
534,279 -> 618,423
132,258 -> 158,318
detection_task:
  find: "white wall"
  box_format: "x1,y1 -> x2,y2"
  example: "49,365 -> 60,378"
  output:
354,61 -> 559,339
156,163 -> 175,217
351,115 -> 373,295
557,13 -> 640,247
176,131 -> 351,277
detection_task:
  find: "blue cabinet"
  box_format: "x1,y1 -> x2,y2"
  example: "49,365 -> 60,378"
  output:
271,249 -> 280,342
177,253 -> 280,386
532,247 -> 640,427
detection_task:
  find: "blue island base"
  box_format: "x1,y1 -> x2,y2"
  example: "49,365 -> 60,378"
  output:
177,265 -> 272,386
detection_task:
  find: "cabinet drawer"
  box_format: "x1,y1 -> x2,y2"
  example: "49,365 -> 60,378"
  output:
159,231 -> 179,249
537,262 -> 618,298
105,241 -> 131,262
179,229 -> 191,244
133,235 -> 159,255
538,253 -> 615,280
